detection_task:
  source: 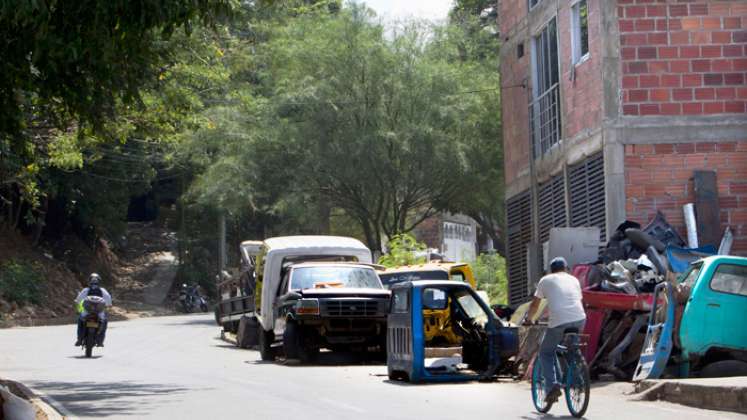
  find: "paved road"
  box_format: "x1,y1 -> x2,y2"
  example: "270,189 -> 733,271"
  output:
0,314 -> 741,419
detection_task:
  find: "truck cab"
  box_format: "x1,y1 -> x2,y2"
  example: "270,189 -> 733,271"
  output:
272,262 -> 390,361
387,280 -> 518,382
678,256 -> 747,376
378,263 -> 477,289
378,263 -> 480,345
634,256 -> 747,379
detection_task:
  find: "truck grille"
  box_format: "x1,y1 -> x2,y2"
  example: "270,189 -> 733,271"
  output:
323,300 -> 380,317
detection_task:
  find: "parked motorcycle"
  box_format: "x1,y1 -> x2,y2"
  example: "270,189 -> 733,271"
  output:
80,296 -> 106,358
178,285 -> 208,313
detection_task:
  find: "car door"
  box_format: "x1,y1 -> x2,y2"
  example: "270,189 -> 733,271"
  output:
273,270 -> 291,337
707,261 -> 747,352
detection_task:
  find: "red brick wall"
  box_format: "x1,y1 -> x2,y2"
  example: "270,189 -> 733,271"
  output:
499,0 -> 527,37
619,1 -> 747,116
500,36 -> 531,186
560,0 -> 604,139
625,142 -> 747,255
412,216 -> 442,250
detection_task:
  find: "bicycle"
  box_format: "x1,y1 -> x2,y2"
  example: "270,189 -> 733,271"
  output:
530,329 -> 591,418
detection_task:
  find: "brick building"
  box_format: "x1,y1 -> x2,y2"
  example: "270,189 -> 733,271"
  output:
411,213 -> 481,262
498,0 -> 747,305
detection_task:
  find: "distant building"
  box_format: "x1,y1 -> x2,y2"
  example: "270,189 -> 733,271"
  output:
411,213 -> 482,262
498,0 -> 747,305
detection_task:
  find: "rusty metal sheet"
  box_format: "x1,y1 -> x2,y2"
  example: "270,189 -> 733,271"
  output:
694,170 -> 720,249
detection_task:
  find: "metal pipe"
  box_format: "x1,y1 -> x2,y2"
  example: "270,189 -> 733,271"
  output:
683,203 -> 698,248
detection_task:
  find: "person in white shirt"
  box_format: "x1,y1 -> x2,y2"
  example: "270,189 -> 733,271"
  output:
524,257 -> 586,404
74,273 -> 112,347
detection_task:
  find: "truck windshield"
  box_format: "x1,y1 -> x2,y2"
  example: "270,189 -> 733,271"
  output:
291,266 -> 383,290
680,263 -> 703,288
455,290 -> 489,328
379,270 -> 449,288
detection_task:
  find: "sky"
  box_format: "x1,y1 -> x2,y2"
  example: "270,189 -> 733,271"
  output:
356,0 -> 454,22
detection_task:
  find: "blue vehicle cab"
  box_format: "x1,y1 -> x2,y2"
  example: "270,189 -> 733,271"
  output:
387,280 -> 518,382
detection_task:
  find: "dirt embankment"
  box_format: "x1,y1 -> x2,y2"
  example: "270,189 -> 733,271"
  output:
0,229 -> 81,325
0,222 -> 179,328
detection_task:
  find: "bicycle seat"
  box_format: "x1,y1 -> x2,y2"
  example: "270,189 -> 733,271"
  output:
563,327 -> 579,334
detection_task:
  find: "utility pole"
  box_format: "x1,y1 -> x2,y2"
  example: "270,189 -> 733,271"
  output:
218,212 -> 226,283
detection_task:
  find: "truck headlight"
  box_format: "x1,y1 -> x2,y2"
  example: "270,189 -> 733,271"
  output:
295,298 -> 320,315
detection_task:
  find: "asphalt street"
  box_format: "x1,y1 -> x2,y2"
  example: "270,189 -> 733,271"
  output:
0,314 -> 741,419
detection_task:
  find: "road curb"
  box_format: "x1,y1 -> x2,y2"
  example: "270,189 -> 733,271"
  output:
1,379 -> 66,420
632,379 -> 747,414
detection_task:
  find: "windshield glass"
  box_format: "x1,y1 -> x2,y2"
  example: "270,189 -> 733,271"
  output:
379,270 -> 449,288
290,266 -> 383,290
455,290 -> 489,328
679,263 -> 703,288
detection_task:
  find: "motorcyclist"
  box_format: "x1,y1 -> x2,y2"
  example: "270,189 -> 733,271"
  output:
74,273 -> 112,347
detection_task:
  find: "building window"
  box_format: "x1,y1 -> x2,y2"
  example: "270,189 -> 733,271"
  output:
571,0 -> 590,65
529,18 -> 561,158
529,0 -> 541,10
517,43 -> 525,58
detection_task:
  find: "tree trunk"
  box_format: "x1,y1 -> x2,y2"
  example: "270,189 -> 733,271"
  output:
31,196 -> 48,246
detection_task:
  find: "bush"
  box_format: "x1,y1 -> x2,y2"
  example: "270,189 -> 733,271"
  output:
378,234 -> 427,268
472,252 -> 507,305
0,260 -> 46,305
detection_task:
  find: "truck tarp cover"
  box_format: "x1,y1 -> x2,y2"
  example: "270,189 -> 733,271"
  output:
258,236 -> 372,330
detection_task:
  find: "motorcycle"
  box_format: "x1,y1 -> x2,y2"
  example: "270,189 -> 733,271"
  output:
80,296 -> 106,358
179,287 -> 208,313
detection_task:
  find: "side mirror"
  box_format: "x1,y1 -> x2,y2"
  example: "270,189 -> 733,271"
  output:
285,291 -> 302,300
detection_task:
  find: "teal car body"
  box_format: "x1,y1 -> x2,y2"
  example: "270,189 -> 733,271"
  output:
678,256 -> 747,368
635,255 -> 747,380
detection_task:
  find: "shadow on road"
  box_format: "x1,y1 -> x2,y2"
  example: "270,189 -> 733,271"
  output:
382,377 -> 517,387
68,355 -> 103,360
520,414 -> 584,420
27,380 -> 197,417
161,317 -> 216,327
244,350 -> 386,367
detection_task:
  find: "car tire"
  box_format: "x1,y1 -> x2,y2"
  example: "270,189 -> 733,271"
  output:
258,327 -> 275,361
699,360 -> 747,378
284,321 -> 317,363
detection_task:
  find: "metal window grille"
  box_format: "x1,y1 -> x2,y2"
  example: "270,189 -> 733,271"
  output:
529,84 -> 561,157
506,191 -> 533,305
568,152 -> 607,242
529,18 -> 561,158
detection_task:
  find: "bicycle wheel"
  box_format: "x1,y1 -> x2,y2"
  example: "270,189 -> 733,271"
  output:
565,353 -> 591,418
531,359 -> 552,413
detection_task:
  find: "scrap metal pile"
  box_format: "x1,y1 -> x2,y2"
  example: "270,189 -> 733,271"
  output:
578,211 -> 720,380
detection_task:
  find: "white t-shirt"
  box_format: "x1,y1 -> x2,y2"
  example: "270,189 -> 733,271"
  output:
534,272 -> 586,328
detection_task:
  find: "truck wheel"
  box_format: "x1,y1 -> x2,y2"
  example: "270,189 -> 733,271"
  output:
283,320 -> 311,362
284,321 -> 316,363
258,328 -> 275,361
699,360 -> 747,378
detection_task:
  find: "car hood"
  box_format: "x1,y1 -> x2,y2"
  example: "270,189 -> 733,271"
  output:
299,288 -> 391,299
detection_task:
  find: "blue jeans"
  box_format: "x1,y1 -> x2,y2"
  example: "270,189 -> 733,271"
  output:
538,319 -> 586,393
